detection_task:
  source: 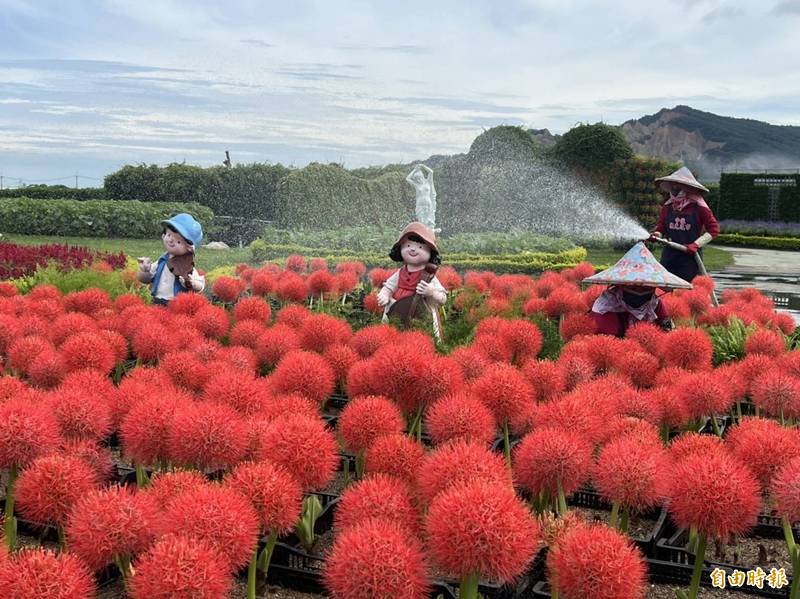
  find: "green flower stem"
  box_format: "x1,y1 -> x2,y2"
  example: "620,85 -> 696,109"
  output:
783,515 -> 796,556
687,526 -> 698,554
686,534 -> 707,599
502,420 -> 511,469
257,529 -> 279,577
609,501 -> 620,529
58,524 -> 67,551
556,480 -> 568,516
247,546 -> 258,599
620,509 -> 630,535
407,406 -> 423,441
295,495 -> 323,551
551,586 -> 559,599
355,452 -> 366,479
135,463 -> 150,488
660,423 -> 671,445
709,415 -> 722,438
735,401 -> 743,424
343,456 -> 351,486
790,547 -> 799,599
116,554 -> 133,583
4,464 -> 18,551
459,571 -> 480,599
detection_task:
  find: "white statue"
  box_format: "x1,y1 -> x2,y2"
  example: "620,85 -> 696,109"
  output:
406,164 -> 438,231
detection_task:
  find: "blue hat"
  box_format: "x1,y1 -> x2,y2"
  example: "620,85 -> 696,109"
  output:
161,213 -> 203,247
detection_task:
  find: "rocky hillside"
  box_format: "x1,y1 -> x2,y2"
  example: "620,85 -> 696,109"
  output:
621,105 -> 800,180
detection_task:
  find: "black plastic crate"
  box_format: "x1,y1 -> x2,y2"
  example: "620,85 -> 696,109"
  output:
652,528 -> 792,598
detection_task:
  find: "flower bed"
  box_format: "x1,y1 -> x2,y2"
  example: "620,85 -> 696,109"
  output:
0,255 -> 799,599
0,242 -> 126,280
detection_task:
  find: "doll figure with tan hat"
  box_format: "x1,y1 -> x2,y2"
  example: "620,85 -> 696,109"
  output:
377,222 -> 447,340
649,166 -> 720,283
137,213 -> 206,305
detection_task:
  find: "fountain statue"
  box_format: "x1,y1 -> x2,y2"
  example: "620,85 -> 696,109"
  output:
406,164 -> 438,231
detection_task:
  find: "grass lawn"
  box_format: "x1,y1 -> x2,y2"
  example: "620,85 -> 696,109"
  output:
584,245 -> 733,272
2,233 -> 735,273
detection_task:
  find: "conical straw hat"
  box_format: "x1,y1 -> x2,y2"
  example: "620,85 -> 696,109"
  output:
654,166 -> 709,193
582,242 -> 693,290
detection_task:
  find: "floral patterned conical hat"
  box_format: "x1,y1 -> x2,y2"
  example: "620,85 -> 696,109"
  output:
582,242 -> 693,290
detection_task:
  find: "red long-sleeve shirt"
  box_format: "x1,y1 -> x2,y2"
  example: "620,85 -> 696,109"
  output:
655,203 -> 720,238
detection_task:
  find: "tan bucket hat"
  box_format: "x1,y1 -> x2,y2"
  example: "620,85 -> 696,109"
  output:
654,166 -> 709,194
394,221 -> 439,253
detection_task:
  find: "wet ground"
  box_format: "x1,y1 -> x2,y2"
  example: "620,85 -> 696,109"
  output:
714,247 -> 800,323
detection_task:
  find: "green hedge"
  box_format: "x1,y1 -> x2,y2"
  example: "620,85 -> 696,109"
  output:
104,163 -> 288,219
0,198 -> 214,238
0,185 -> 107,201
714,233 -> 800,250
274,163 -> 414,230
718,173 -> 800,221
250,240 -> 587,274
604,156 -> 681,230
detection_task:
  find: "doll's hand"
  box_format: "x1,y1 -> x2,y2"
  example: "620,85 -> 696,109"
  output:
377,287 -> 392,307
416,280 -> 433,297
137,257 -> 152,272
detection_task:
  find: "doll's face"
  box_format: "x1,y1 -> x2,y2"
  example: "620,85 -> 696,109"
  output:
162,227 -> 191,256
400,236 -> 431,266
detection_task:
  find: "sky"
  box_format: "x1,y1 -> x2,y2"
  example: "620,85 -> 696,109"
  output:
1,0 -> 799,186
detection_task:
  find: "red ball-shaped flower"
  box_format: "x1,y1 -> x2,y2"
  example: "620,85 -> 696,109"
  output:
593,436 -> 667,513
48,386 -> 112,442
513,427 -> 593,499
726,417 -> 800,489
212,276 -> 246,303
0,398 -> 61,469
745,327 -> 787,357
365,433 -> 425,485
167,401 -> 249,471
129,535 -> 231,599
0,548 -> 95,598
471,363 -> 535,434
425,479 -> 540,583
772,456 -> 800,525
270,350 -> 335,404
254,324 -> 300,369
160,484 -> 259,571
122,393 -> 192,467
425,392 -> 496,447
418,439 -> 512,505
299,313 -> 352,353
65,485 -> 157,570
232,296 -> 272,324
324,518 -> 429,599
751,369 -> 800,419
334,474 -> 419,534
662,327 -> 713,371
225,460 -> 302,534
59,331 -> 116,375
665,451 -> 761,539
548,522 -> 647,599
337,395 -> 405,454
255,413 -> 338,492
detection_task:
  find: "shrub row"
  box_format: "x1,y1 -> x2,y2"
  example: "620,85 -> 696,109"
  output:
250,240 -> 587,274
0,198 -> 214,239
0,185 -> 107,201
714,233 -> 800,250
718,173 -> 800,222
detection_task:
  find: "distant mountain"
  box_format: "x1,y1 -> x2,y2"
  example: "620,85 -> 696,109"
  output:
620,105 -> 800,180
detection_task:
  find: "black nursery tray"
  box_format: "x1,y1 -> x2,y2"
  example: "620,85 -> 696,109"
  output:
651,528 -> 793,598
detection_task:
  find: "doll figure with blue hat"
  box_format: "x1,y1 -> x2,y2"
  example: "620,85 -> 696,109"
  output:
137,213 -> 205,305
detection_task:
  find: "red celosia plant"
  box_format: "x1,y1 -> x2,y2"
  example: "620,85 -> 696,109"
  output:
337,395 -> 405,477
167,400 -> 249,472
324,518 -> 429,599
471,362 -> 536,465
548,522 -> 647,599
425,479 -> 540,598
425,393 -> 496,447
664,451 -> 761,599
593,436 -> 667,531
226,460 -> 303,594
0,397 -> 62,549
160,484 -> 260,573
364,433 -> 425,486
65,486 -> 156,578
417,439 -> 512,505
726,417 -> 800,490
269,349 -> 335,405
129,534 -> 232,599
513,427 -> 593,515
0,547 -> 96,599
14,454 -> 98,547
334,473 -> 419,535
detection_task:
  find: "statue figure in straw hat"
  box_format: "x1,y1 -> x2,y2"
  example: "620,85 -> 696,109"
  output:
648,166 -> 720,283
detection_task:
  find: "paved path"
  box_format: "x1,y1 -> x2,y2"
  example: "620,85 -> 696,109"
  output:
715,246 -> 800,276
